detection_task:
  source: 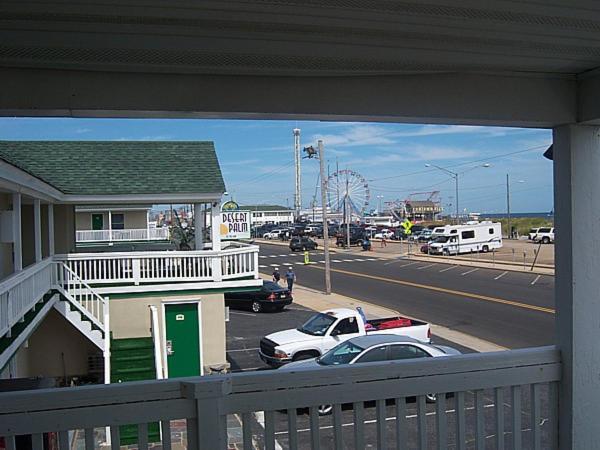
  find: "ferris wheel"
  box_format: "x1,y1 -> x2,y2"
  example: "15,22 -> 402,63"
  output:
326,169 -> 370,215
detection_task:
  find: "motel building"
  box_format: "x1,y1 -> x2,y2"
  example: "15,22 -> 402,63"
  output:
0,141 -> 260,442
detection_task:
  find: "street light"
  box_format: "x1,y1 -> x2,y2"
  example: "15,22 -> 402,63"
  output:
425,163 -> 490,224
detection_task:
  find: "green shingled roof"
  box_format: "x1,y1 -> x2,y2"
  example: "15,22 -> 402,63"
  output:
0,141 -> 225,196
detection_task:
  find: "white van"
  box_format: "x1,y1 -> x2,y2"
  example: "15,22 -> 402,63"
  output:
428,222 -> 502,255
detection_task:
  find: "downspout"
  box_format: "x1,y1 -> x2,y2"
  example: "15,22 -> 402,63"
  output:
149,305 -> 164,379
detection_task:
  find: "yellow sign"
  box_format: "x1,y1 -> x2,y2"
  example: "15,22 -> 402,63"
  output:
401,219 -> 413,235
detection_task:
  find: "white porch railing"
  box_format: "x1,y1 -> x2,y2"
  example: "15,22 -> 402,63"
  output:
0,259 -> 54,338
0,346 -> 560,449
76,227 -> 170,243
54,262 -> 107,330
55,245 -> 260,287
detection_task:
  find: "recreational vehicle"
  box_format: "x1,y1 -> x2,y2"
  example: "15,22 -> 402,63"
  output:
428,221 -> 502,255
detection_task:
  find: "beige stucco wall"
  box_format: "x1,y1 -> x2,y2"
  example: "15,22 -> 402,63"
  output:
54,204 -> 76,254
110,292 -> 227,374
21,204 -> 35,268
1,309 -> 100,379
76,210 -> 148,231
0,193 -> 12,279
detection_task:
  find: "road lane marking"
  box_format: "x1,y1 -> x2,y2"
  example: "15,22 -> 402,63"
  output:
416,263 -> 436,270
366,258 -> 377,261
397,261 -> 419,268
439,265 -> 458,273
343,259 -> 354,262
461,268 -> 479,276
354,259 -> 365,262
332,259 -> 342,263
270,264 -> 280,267
259,255 -> 267,258
531,275 -> 541,285
494,271 -> 508,280
306,265 -> 555,314
259,265 -> 267,268
269,255 -> 278,258
279,254 -> 288,257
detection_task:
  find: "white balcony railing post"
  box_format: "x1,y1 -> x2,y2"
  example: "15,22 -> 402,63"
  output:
212,255 -> 223,282
132,259 -> 141,285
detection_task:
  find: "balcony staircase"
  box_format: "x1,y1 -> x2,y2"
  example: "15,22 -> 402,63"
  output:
0,262 -> 108,373
53,262 -> 108,351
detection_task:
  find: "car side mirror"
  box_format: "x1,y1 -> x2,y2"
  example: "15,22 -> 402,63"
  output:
331,329 -> 341,336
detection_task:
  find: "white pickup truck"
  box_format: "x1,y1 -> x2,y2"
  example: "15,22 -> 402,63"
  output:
259,308 -> 431,367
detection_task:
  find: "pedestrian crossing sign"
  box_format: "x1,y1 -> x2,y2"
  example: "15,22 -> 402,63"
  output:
401,219 -> 413,235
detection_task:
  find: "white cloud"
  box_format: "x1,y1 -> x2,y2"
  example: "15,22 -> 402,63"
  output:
344,145 -> 478,166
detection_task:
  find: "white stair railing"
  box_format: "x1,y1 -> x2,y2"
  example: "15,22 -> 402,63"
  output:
53,262 -> 107,332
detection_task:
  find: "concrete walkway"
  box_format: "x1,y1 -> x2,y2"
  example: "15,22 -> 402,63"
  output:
260,273 -> 506,353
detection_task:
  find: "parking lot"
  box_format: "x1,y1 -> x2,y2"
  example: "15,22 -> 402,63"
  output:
225,304 -> 551,449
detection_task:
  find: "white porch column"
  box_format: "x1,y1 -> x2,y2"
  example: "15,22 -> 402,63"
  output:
146,209 -> 150,240
210,203 -> 221,252
12,193 -> 22,271
554,124 -> 600,450
108,210 -> 112,242
194,203 -> 204,250
33,199 -> 42,262
47,203 -> 55,256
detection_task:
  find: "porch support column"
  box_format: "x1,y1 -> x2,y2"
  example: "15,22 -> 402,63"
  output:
33,199 -> 42,262
12,193 -> 22,271
108,210 -> 112,242
210,203 -> 221,252
194,203 -> 204,250
554,124 -> 600,450
47,203 -> 55,256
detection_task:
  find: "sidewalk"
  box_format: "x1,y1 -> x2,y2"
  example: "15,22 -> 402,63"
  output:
254,238 -> 554,275
259,273 -> 506,353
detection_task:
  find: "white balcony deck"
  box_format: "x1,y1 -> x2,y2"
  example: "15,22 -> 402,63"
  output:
0,244 -> 260,341
0,346 -> 560,449
76,228 -> 170,243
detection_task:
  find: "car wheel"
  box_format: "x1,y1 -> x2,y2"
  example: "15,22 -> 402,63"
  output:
251,301 -> 262,313
317,404 -> 333,416
542,237 -> 550,244
482,245 -> 489,253
425,393 -> 437,403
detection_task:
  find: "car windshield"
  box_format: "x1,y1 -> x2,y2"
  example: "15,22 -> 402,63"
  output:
434,236 -> 450,243
263,281 -> 281,291
318,341 -> 365,365
297,313 -> 337,336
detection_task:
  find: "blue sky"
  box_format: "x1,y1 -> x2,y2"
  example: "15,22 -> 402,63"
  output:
0,118 -> 553,214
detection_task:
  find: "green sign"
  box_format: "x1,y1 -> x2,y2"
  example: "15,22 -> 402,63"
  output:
221,200 -> 240,211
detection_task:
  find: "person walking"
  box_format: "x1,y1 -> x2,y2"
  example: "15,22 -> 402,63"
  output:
272,267 -> 281,285
381,234 -> 387,248
285,267 -> 296,293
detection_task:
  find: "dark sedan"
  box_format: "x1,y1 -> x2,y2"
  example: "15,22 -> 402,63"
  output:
289,237 -> 318,252
225,281 -> 293,313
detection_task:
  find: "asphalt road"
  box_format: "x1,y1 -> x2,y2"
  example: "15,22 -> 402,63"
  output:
257,243 -> 554,349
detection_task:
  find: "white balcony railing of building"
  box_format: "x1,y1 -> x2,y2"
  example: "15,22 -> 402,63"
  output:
0,258 -> 54,338
75,227 -> 170,243
0,346 -> 560,450
54,245 -> 259,292
1,245 -> 259,336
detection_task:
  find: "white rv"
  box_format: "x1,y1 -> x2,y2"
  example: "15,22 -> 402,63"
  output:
428,221 -> 502,255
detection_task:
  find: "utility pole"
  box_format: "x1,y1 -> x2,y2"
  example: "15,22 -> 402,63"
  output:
506,173 -> 511,239
293,128 -> 302,221
318,140 -> 331,295
345,171 -> 350,249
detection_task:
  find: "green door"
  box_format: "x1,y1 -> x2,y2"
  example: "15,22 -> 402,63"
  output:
165,302 -> 201,377
91,213 -> 103,230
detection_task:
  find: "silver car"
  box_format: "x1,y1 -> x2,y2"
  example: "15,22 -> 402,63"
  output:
280,334 -> 461,414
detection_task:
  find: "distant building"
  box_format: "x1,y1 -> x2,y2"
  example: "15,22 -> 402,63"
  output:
241,205 -> 294,226
404,200 -> 442,221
